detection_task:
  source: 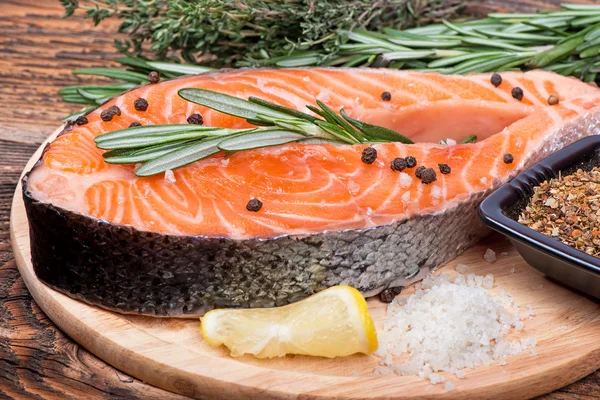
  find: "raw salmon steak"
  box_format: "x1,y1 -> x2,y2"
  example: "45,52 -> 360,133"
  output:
23,68 -> 600,316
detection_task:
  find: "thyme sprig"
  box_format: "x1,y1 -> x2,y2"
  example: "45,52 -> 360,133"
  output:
95,90 -> 413,176
61,0 -> 463,66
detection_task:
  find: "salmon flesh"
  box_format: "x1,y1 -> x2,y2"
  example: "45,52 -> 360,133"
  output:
23,68 -> 600,316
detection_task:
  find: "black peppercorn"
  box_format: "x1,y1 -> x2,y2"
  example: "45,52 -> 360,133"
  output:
108,105 -> 121,116
512,87 -> 524,101
246,199 -> 263,212
390,157 -> 407,172
129,122 -> 142,128
380,289 -> 396,303
381,91 -> 392,101
503,153 -> 514,164
548,95 -> 559,105
148,71 -> 160,84
491,73 -> 502,87
361,147 -> 377,164
420,168 -> 437,184
187,113 -> 204,125
405,156 -> 417,168
415,165 -> 426,179
75,116 -> 88,125
438,163 -> 451,174
100,109 -> 115,122
134,98 -> 149,112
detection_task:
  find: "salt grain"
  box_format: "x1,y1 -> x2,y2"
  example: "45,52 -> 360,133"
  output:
484,249 -> 497,263
499,360 -> 507,366
444,382 -> 455,392
501,252 -> 509,256
348,180 -> 360,195
164,169 -> 176,183
455,264 -> 468,274
482,274 -> 494,289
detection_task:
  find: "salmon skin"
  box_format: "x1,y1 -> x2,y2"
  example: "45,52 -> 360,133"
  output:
23,68 -> 600,316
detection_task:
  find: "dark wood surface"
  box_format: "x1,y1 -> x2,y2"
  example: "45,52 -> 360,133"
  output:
0,1 -> 598,398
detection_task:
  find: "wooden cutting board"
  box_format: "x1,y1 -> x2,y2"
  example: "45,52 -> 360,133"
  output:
10,128 -> 600,399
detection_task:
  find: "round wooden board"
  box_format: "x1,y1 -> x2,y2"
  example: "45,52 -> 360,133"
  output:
9,129 -> 600,400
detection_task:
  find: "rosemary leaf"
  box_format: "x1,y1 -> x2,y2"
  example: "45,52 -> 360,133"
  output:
95,124 -> 219,143
460,134 -> 477,144
72,68 -> 148,83
96,128 -> 228,150
315,100 -> 364,143
248,97 -> 316,123
145,61 -> 213,75
76,88 -> 110,101
218,130 -> 307,151
135,137 -> 224,177
103,141 -> 194,164
178,88 -> 290,121
340,109 -> 414,144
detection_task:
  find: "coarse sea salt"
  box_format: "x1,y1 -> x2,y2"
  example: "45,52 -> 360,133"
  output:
164,169 -> 176,184
375,273 -> 536,385
455,264 -> 469,274
484,248 -> 497,263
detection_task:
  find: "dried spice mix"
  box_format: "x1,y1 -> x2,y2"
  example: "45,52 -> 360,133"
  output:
519,167 -> 600,256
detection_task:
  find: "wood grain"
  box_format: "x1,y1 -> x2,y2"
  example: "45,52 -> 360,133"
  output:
0,0 -> 599,399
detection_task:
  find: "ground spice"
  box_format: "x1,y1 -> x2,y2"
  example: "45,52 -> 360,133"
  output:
246,198 -> 263,212
381,91 -> 392,101
134,98 -> 149,111
512,87 -> 524,101
503,154 -> 514,164
519,167 -> 600,256
548,95 -> 559,105
391,157 -> 407,172
148,71 -> 160,84
187,113 -> 204,124
491,73 -> 502,87
438,163 -> 451,174
361,147 -> 378,164
129,122 -> 142,127
75,116 -> 88,125
405,156 -> 417,168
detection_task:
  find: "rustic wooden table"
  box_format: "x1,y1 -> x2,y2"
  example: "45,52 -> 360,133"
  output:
1,1 -> 599,398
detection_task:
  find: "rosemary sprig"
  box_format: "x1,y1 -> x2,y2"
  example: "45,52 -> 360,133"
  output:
60,4 -> 600,120
95,90 -> 413,176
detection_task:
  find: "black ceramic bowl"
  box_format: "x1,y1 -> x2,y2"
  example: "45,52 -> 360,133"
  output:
479,136 -> 600,299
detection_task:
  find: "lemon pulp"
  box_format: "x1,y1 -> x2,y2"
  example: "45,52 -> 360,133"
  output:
201,286 -> 378,358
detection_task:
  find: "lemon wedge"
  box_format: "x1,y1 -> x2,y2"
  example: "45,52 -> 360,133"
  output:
200,286 -> 378,358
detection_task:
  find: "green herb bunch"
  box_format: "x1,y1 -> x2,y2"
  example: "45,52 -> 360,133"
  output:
60,0 -> 464,67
